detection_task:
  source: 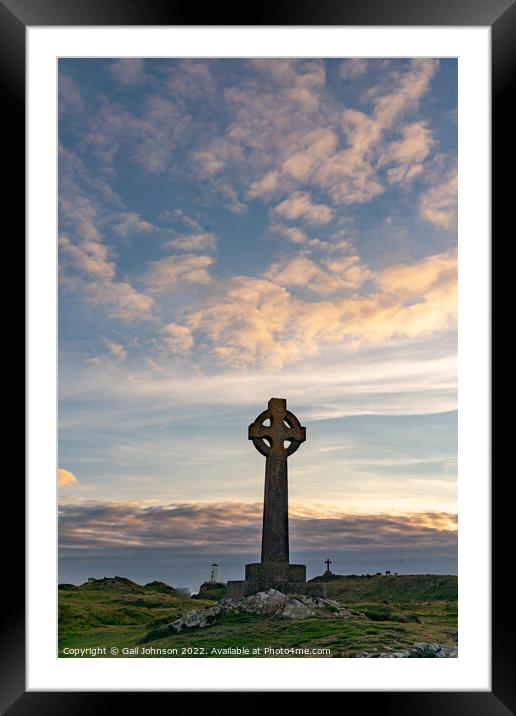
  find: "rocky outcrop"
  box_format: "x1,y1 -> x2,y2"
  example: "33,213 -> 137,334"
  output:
361,642 -> 458,658
171,605 -> 224,629
169,588 -> 366,631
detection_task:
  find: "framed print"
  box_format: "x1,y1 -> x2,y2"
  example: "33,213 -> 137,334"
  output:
6,0 -> 507,710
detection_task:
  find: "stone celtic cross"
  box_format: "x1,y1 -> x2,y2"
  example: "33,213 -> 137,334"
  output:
248,398 -> 306,564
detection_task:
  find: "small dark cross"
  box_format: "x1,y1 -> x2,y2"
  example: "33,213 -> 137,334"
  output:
325,558 -> 332,572
249,398 -> 306,564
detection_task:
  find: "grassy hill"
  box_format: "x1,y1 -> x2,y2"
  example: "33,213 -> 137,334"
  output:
59,574 -> 457,658
307,573 -> 457,602
59,577 -> 214,645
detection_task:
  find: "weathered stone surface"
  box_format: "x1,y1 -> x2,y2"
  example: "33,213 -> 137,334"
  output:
230,400 -> 310,597
361,642 -> 458,658
244,562 -> 307,583
281,599 -> 316,619
170,589 -> 367,631
237,589 -> 290,614
248,397 -> 306,565
171,605 -> 223,631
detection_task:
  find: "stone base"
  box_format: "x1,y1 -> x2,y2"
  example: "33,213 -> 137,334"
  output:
227,562 -> 309,600
245,562 -> 306,583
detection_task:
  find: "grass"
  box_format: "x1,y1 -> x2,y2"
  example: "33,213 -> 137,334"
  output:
309,573 -> 457,602
58,575 -> 457,658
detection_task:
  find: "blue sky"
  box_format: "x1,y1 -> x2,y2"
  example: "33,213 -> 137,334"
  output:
58,58 -> 457,589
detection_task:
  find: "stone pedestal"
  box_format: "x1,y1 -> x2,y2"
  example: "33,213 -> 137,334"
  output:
245,562 -> 306,582
227,561 -> 307,599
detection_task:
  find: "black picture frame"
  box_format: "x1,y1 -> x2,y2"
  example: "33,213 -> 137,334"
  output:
7,0 -> 505,710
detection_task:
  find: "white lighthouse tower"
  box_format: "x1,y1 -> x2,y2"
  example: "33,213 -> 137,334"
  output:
209,563 -> 222,583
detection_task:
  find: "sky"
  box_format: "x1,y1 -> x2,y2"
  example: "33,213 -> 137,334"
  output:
58,58 -> 458,591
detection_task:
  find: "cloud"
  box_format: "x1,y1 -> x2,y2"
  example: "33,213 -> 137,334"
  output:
419,165 -> 458,231
87,337 -> 128,367
60,336 -> 457,425
59,73 -> 84,114
248,58 -> 326,105
59,234 -> 155,323
101,337 -> 128,362
112,212 -> 154,237
110,59 -> 146,86
310,110 -> 383,205
58,59 -> 457,427
58,148 -> 156,323
159,209 -> 204,232
104,283 -> 155,322
378,250 -> 457,297
143,254 -> 214,294
311,59 -> 437,205
162,60 -> 216,100
267,252 -> 372,295
272,192 -> 334,225
134,97 -> 191,174
191,60 -> 329,208
379,121 -> 434,184
213,178 -> 247,215
254,60 -> 436,204
280,128 -> 339,183
63,58 -> 446,235
57,59 -> 458,565
271,224 -> 311,245
161,323 -> 194,357
368,59 -> 438,127
270,224 -> 355,253
180,250 -> 456,368
59,234 -> 115,281
339,59 -> 368,80
162,233 -> 217,252
58,468 -> 79,487
58,500 -> 457,554
79,95 -> 191,175
312,60 -> 438,204
196,58 -> 439,212
247,129 -> 338,202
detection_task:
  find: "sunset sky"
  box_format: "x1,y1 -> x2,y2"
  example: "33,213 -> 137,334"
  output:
58,58 -> 457,590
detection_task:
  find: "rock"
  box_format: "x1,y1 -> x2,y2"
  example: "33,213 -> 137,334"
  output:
413,642 -> 439,653
164,588 -> 369,633
281,599 -> 316,619
366,642 -> 458,658
171,605 -> 223,631
408,642 -> 458,658
239,589 -> 290,614
336,607 -> 365,619
322,598 -> 341,609
297,595 -> 328,609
